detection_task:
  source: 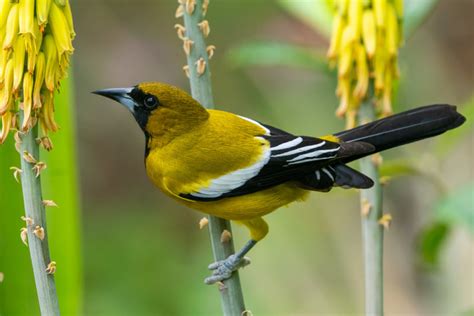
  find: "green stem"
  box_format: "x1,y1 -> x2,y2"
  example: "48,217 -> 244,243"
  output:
181,1 -> 246,315
359,100 -> 384,316
20,122 -> 60,316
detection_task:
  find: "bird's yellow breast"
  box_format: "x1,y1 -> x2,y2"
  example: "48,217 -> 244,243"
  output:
144,109 -> 308,220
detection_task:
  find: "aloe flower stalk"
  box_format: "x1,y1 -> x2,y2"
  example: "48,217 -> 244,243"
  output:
327,0 -> 403,314
0,0 -> 75,314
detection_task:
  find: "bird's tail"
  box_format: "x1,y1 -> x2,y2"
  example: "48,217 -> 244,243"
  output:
334,104 -> 466,163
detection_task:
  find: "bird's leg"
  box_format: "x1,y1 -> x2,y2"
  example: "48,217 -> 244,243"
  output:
204,217 -> 268,285
204,239 -> 257,285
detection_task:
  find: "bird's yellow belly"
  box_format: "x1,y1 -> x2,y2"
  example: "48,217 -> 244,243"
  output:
146,160 -> 308,220
178,182 -> 309,220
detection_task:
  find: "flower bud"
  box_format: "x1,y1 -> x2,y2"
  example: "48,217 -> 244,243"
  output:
37,0 -> 52,28
3,4 -> 19,50
12,37 -> 26,92
0,0 -> 12,29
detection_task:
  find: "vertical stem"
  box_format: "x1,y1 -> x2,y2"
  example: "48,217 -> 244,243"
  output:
20,122 -> 60,316
359,100 -> 384,316
181,1 -> 246,315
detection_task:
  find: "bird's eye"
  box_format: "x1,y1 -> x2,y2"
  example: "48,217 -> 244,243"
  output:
144,95 -> 158,109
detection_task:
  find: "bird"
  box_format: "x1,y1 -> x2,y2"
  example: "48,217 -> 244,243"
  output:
94,82 -> 465,284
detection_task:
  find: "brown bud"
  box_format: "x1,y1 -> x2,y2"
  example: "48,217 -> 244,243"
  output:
206,45 -> 216,59
199,217 -> 209,229
10,166 -> 22,182
198,20 -> 210,37
182,38 -> 194,56
32,161 -> 47,177
20,228 -> 28,246
378,213 -> 392,230
45,261 -> 57,274
21,216 -> 34,226
220,229 -> 232,243
182,65 -> 190,78
175,5 -> 184,18
33,226 -> 45,240
185,0 -> 196,14
195,58 -> 206,76
42,200 -> 58,207
361,198 -> 372,216
22,151 -> 37,164
174,24 -> 186,40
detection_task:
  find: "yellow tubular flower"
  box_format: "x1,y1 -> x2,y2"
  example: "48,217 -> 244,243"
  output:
327,15 -> 344,60
362,10 -> 376,58
373,0 -> 386,28
37,0 -> 52,28
43,35 -> 58,91
348,0 -> 362,40
0,30 -> 6,80
42,91 -> 58,132
328,0 -> 403,122
22,72 -> 34,130
0,0 -> 12,29
0,59 -> 13,115
33,52 -> 46,108
0,110 -> 12,144
63,0 -> 75,39
382,67 -> 392,116
3,4 -> 19,50
386,3 -> 398,57
0,0 -> 74,143
338,25 -> 355,78
13,36 -> 26,92
19,0 -> 35,37
354,43 -> 369,100
49,2 -> 73,56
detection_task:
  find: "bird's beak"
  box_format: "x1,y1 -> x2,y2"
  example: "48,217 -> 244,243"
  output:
93,87 -> 136,113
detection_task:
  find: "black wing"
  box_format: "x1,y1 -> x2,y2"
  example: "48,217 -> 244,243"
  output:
181,123 -> 374,201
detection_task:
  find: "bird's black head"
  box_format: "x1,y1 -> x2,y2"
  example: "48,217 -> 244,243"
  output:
93,86 -> 160,133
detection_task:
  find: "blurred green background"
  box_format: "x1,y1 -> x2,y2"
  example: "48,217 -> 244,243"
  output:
2,0 -> 474,315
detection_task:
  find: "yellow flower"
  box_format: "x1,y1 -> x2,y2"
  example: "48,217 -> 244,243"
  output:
0,0 -> 74,143
327,0 -> 403,127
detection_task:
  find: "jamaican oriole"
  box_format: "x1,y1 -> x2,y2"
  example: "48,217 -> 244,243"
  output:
94,82 -> 465,284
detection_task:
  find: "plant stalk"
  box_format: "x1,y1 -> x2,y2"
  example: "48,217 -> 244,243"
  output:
359,100 -> 384,316
19,121 -> 60,316
182,1 -> 247,315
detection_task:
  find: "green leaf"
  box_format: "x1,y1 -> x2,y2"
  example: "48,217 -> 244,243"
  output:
435,183 -> 474,234
228,42 -> 331,74
418,221 -> 451,268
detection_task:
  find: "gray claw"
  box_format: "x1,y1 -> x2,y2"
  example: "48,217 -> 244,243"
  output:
204,255 -> 251,285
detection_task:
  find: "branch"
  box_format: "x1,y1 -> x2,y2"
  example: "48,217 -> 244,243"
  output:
19,122 -> 60,316
179,1 -> 247,315
359,99 -> 384,315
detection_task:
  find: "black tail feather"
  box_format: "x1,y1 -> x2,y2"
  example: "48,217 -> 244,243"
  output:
334,104 -> 465,163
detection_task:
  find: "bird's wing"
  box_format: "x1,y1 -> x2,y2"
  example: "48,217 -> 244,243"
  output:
180,119 -> 369,201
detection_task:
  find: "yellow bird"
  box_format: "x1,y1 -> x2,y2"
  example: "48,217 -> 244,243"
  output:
94,82 -> 465,284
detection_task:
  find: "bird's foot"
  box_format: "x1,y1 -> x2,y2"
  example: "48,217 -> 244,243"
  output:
204,254 -> 251,285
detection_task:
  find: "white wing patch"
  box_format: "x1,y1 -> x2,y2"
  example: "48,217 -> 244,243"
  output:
270,137 -> 303,151
190,140 -> 271,199
272,142 -> 327,157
